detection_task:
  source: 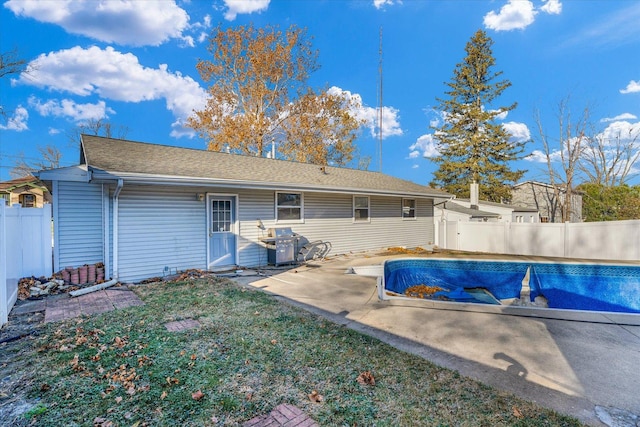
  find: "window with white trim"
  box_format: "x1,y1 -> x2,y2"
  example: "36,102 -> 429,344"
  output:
276,192 -> 303,221
402,198 -> 416,219
353,196 -> 370,222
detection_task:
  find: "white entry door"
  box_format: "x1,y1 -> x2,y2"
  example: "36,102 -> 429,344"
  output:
207,195 -> 237,268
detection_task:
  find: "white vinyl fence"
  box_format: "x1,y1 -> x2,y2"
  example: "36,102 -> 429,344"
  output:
1,203 -> 53,327
437,219 -> 640,262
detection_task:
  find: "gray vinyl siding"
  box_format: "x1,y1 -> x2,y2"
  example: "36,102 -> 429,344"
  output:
65,184 -> 435,282
56,181 -> 104,270
235,190 -> 434,267
116,186 -> 207,282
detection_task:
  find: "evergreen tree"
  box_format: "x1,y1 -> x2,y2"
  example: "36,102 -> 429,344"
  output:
431,29 -> 527,202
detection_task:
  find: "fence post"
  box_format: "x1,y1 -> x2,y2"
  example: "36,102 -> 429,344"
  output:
1,204 -> 7,326
563,221 -> 569,258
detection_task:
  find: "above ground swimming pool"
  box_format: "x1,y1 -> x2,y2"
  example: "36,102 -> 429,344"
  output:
379,258 -> 640,314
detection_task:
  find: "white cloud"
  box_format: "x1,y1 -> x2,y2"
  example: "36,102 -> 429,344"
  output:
0,105 -> 29,131
15,46 -> 208,138
526,149 -> 561,163
620,80 -> 640,94
601,113 -> 638,122
190,14 -> 212,44
503,121 -> 531,142
373,0 -> 401,9
598,120 -> 640,145
4,0 -> 189,47
223,0 -> 270,21
328,86 -> 403,139
484,0 -> 536,31
409,134 -> 439,158
494,110 -> 509,120
540,0 -> 562,15
28,97 -> 114,122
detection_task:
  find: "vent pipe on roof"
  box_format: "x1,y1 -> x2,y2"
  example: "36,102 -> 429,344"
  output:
470,180 -> 479,210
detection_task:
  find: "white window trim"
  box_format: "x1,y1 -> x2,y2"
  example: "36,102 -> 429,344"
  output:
402,198 -> 417,220
353,195 -> 370,223
275,191 -> 304,223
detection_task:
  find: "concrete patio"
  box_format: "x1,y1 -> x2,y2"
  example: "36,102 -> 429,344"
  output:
230,252 -> 640,427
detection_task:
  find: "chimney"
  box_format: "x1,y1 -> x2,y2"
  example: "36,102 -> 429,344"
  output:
470,181 -> 479,210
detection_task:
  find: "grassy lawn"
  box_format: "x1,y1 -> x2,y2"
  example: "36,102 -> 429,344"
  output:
24,277 -> 583,426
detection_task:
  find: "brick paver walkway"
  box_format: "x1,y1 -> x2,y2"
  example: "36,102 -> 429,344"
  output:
243,404 -> 318,427
44,287 -> 144,323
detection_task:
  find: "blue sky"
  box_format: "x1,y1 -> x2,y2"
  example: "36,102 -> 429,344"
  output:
1,0 -> 639,186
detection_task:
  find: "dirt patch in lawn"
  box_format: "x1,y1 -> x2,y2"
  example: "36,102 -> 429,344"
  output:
0,300 -> 47,426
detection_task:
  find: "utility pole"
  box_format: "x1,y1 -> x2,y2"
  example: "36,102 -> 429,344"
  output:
378,26 -> 383,172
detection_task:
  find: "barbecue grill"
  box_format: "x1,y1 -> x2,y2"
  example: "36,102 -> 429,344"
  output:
259,227 -> 299,265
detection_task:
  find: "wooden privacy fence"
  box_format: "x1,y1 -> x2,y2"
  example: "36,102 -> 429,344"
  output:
1,203 -> 53,327
437,219 -> 640,262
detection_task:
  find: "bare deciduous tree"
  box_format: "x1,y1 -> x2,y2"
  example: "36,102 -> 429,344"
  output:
534,97 -> 589,222
10,145 -> 62,178
66,118 -> 130,147
1,49 -> 28,119
580,123 -> 640,187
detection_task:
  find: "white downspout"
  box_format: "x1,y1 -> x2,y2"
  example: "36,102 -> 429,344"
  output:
112,179 -> 123,280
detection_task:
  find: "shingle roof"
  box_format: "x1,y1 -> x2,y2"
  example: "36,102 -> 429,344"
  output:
80,135 -> 450,198
0,175 -> 47,192
456,198 -> 539,212
444,201 -> 500,218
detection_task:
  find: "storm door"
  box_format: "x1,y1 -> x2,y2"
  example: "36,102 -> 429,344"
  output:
207,195 -> 237,268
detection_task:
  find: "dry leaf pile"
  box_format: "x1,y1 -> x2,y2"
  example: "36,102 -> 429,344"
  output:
404,284 -> 447,299
356,371 -> 376,386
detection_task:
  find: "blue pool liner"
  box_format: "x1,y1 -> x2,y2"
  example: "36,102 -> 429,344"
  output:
383,259 -> 640,314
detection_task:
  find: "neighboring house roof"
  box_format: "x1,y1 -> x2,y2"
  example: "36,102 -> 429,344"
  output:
0,175 -> 48,192
443,201 -> 500,218
514,180 -> 583,195
456,198 -> 539,212
67,135 -> 451,198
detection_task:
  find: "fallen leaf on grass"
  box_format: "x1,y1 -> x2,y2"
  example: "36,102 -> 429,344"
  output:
40,383 -> 51,392
513,406 -> 524,418
113,336 -> 127,348
166,376 -> 179,385
93,417 -> 113,427
115,396 -> 123,404
70,354 -> 85,371
160,391 -> 168,400
192,390 -> 205,401
356,371 -> 376,386
308,390 -> 323,403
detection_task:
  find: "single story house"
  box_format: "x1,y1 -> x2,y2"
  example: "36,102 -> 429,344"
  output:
0,175 -> 50,207
37,135 -> 451,283
434,201 -> 501,222
445,199 -> 540,223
